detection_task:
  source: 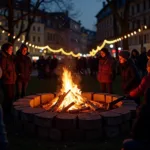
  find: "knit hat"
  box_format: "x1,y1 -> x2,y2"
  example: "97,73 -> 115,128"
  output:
147,60 -> 150,67
147,49 -> 150,57
119,50 -> 130,60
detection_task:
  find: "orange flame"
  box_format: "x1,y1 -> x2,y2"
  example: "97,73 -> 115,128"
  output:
57,68 -> 84,111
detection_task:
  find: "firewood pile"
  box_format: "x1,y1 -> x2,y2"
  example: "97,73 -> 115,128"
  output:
42,90 -> 106,113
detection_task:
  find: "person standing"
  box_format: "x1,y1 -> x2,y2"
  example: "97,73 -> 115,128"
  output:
119,50 -> 141,105
0,66 -> 8,150
122,60 -> 150,150
130,49 -> 140,69
97,48 -> 116,93
138,47 -> 148,77
0,43 -> 16,117
37,56 -> 46,79
15,44 -> 32,99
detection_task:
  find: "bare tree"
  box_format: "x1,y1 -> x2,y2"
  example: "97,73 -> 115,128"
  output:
0,0 -> 79,45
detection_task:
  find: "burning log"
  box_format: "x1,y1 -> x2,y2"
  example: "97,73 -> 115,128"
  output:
61,102 -> 75,113
50,90 -> 71,112
68,106 -> 90,114
82,97 -> 99,111
42,96 -> 59,110
85,100 -> 99,111
90,100 -> 104,109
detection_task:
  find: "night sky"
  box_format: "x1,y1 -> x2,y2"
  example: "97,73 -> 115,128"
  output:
74,0 -> 103,31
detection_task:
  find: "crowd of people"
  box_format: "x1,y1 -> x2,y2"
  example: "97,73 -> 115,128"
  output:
0,41 -> 150,149
34,55 -> 99,79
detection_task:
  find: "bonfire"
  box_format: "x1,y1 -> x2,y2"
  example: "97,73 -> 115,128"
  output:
43,68 -> 103,112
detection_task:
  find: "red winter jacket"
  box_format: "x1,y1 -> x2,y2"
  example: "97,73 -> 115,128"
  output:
97,56 -> 116,83
130,73 -> 150,104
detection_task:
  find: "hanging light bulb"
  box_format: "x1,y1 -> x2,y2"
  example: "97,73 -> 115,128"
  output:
144,25 -> 147,29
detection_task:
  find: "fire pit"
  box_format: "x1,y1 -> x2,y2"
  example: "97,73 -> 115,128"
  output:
13,68 -> 137,141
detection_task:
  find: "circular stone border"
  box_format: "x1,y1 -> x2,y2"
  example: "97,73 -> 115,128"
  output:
13,92 -> 137,141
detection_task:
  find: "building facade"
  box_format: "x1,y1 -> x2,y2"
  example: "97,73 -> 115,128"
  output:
96,0 -> 150,53
0,9 -> 91,58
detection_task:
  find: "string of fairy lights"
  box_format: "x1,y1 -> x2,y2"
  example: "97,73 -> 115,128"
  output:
1,25 -> 148,57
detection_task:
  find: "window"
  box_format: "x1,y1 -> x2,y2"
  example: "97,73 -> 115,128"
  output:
137,3 -> 140,13
144,17 -> 146,25
38,36 -> 40,42
137,20 -> 140,28
33,26 -> 36,31
131,6 -> 134,15
37,27 -> 40,32
33,36 -> 35,42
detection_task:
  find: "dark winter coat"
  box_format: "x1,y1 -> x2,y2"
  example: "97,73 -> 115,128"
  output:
0,51 -> 16,84
130,88 -> 150,141
0,104 -> 8,149
128,74 -> 150,140
138,52 -> 148,72
131,103 -> 150,140
97,56 -> 116,83
15,51 -> 32,82
120,61 -> 141,94
37,58 -> 46,71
